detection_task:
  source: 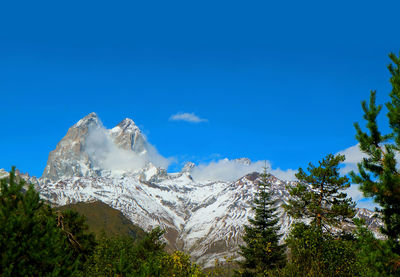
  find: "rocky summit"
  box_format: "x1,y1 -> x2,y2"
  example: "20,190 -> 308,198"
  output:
19,113 -> 382,268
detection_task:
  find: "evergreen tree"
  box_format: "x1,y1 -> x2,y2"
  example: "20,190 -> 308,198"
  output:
350,52 -> 400,254
282,155 -> 356,276
57,209 -> 97,268
284,223 -> 359,277
284,154 -> 355,233
0,167 -> 79,276
353,219 -> 400,277
238,168 -> 285,276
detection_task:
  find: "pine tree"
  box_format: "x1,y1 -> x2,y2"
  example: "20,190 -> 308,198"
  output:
239,168 -> 285,276
57,209 -> 97,267
350,52 -> 400,254
0,167 -> 75,276
284,222 -> 359,277
282,154 -> 356,276
0,167 -> 87,276
353,219 -> 399,277
284,154 -> 355,233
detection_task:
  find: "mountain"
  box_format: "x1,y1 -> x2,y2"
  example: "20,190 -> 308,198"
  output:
42,113 -> 151,181
16,113 -> 382,268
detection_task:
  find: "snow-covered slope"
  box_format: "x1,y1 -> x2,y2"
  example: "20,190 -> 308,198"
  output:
22,113 -> 381,268
0,169 -> 8,179
37,166 -> 295,266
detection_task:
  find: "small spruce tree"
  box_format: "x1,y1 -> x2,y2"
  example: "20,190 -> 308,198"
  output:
238,168 -> 285,276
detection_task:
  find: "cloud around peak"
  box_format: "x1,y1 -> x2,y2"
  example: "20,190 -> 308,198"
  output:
84,121 -> 172,173
190,158 -> 297,182
169,112 -> 208,123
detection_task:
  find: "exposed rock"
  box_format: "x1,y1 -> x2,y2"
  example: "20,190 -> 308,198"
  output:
42,112 -> 100,181
182,162 -> 195,173
109,118 -> 148,154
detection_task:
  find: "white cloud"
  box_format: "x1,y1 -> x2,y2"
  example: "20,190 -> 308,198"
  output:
357,199 -> 379,210
343,184 -> 378,209
337,144 -> 381,210
191,158 -> 297,182
84,126 -> 171,173
336,144 -> 368,174
169,112 -> 207,123
345,184 -> 364,202
271,168 -> 298,182
338,143 -> 400,174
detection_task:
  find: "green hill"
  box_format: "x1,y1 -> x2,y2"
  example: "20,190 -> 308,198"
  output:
57,201 -> 146,240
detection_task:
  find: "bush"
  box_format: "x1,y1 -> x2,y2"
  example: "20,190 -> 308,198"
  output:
284,223 -> 358,277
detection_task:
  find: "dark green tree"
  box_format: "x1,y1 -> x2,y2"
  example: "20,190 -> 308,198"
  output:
238,168 -> 285,276
57,209 -> 97,268
0,167 -> 79,276
284,223 -> 359,277
353,219 -> 400,277
284,154 -> 356,233
83,227 -> 166,276
350,52 -> 400,254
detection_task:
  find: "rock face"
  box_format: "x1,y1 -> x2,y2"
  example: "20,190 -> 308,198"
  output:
109,118 -> 148,154
42,113 -> 99,181
27,113 -> 382,268
42,113 -> 149,181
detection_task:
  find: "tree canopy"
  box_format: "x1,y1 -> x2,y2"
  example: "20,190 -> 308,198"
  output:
351,52 -> 400,254
284,154 -> 355,233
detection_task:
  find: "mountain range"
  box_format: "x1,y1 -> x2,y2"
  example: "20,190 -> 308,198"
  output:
8,113 -> 382,268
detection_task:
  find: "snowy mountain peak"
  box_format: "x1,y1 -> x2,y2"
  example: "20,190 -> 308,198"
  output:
233,158 -> 251,165
116,118 -> 139,132
182,162 -> 195,173
75,112 -> 100,128
109,119 -> 147,154
42,113 -> 152,181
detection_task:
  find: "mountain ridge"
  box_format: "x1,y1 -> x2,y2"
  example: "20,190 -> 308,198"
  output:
8,113 -> 383,268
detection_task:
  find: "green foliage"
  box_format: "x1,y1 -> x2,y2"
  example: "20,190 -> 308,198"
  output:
238,169 -> 285,276
83,227 -> 166,276
0,167 -> 80,276
284,154 -> 356,232
281,155 -> 358,276
284,223 -> 359,277
353,219 -> 400,276
57,209 -> 97,267
83,227 -> 205,276
208,256 -> 236,277
161,251 -> 205,277
351,52 -> 400,254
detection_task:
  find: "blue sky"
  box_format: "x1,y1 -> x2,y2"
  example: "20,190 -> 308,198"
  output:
1,1 -> 399,208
